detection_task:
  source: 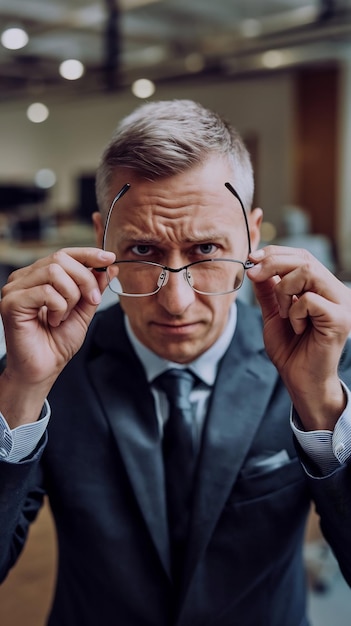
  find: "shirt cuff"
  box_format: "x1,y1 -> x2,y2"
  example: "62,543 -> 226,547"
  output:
0,400 -> 50,463
291,380 -> 351,476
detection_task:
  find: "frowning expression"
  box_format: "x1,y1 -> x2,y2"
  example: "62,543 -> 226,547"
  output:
93,156 -> 262,363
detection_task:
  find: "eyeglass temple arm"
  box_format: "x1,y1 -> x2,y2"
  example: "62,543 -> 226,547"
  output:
102,183 -> 131,251
95,183 -> 131,272
224,182 -> 254,266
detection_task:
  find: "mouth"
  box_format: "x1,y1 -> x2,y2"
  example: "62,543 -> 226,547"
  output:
151,321 -> 199,335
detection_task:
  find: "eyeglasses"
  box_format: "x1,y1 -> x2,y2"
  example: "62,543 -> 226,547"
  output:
101,182 -> 254,297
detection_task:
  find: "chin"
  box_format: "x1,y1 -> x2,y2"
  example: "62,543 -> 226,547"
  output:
151,341 -> 204,364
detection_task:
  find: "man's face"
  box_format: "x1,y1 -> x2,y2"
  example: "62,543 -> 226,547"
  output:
93,156 -> 262,363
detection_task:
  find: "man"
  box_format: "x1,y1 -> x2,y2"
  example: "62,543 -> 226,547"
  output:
0,99 -> 351,626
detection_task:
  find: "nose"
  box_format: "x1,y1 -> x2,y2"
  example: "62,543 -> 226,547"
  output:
156,268 -> 196,315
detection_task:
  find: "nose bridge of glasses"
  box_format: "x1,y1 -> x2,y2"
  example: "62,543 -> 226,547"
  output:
157,264 -> 194,290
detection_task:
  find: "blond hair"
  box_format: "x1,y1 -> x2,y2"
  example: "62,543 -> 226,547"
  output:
96,99 -> 254,215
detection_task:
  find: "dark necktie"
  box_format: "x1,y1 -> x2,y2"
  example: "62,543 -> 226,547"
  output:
155,368 -> 198,584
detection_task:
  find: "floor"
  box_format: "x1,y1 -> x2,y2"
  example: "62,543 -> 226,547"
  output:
0,500 -> 350,626
308,571 -> 351,626
0,498 -> 57,626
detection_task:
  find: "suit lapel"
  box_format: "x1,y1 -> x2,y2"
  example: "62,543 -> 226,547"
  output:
182,302 -> 279,592
86,305 -> 171,578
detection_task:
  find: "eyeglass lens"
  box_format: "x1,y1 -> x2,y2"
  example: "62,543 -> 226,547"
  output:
107,260 -> 245,296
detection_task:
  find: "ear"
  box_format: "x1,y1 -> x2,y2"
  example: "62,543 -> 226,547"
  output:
92,212 -> 104,247
248,208 -> 263,252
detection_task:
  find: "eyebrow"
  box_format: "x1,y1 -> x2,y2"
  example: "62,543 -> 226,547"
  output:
116,230 -> 234,246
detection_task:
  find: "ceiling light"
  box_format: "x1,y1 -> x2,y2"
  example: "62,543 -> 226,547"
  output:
261,50 -> 285,69
121,0 -> 161,7
240,19 -> 262,38
184,53 -> 205,73
1,27 -> 29,50
131,78 -> 155,99
35,169 -> 57,189
26,102 -> 49,124
59,59 -> 85,80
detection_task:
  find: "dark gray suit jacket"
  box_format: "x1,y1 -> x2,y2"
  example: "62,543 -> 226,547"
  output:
1,300 -> 351,626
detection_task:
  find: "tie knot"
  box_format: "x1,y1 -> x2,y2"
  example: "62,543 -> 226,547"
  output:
155,368 -> 197,410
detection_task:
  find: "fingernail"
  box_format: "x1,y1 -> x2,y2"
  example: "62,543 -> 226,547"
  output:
91,289 -> 102,304
249,249 -> 265,261
98,250 -> 115,261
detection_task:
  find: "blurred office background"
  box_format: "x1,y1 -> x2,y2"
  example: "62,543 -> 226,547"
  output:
0,0 -> 351,624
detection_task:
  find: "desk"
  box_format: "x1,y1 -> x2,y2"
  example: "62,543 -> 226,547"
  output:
0,221 -> 95,285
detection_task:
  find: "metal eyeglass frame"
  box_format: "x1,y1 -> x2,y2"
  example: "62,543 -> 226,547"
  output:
99,181 -> 254,297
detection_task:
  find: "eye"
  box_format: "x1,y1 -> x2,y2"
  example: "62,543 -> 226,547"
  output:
195,243 -> 218,256
131,244 -> 154,256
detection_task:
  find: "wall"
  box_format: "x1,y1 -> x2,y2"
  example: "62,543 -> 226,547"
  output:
339,59 -> 351,271
293,65 -> 340,249
0,73 -> 295,227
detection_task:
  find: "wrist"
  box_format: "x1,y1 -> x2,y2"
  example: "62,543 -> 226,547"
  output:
0,369 -> 50,428
289,379 -> 346,431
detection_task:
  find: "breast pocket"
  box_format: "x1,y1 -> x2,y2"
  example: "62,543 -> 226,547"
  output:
230,456 -> 306,504
213,456 -> 311,600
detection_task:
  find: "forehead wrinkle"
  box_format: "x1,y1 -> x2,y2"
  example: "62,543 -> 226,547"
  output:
115,225 -> 234,246
111,194 -> 243,246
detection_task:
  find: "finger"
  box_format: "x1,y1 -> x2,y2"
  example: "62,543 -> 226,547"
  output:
32,247 -> 115,271
57,248 -> 114,303
249,247 -> 320,284
3,269 -> 98,329
2,284 -> 73,328
272,266 -> 351,321
248,246 -> 341,304
274,268 -> 305,318
8,248 -> 115,286
251,275 -> 281,321
3,265 -> 97,324
288,291 -> 351,339
5,248 -> 115,307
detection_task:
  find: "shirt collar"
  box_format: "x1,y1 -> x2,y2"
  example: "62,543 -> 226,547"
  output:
124,302 -> 237,387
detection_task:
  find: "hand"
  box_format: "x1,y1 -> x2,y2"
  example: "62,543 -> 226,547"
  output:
247,245 -> 351,430
0,247 -> 115,426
